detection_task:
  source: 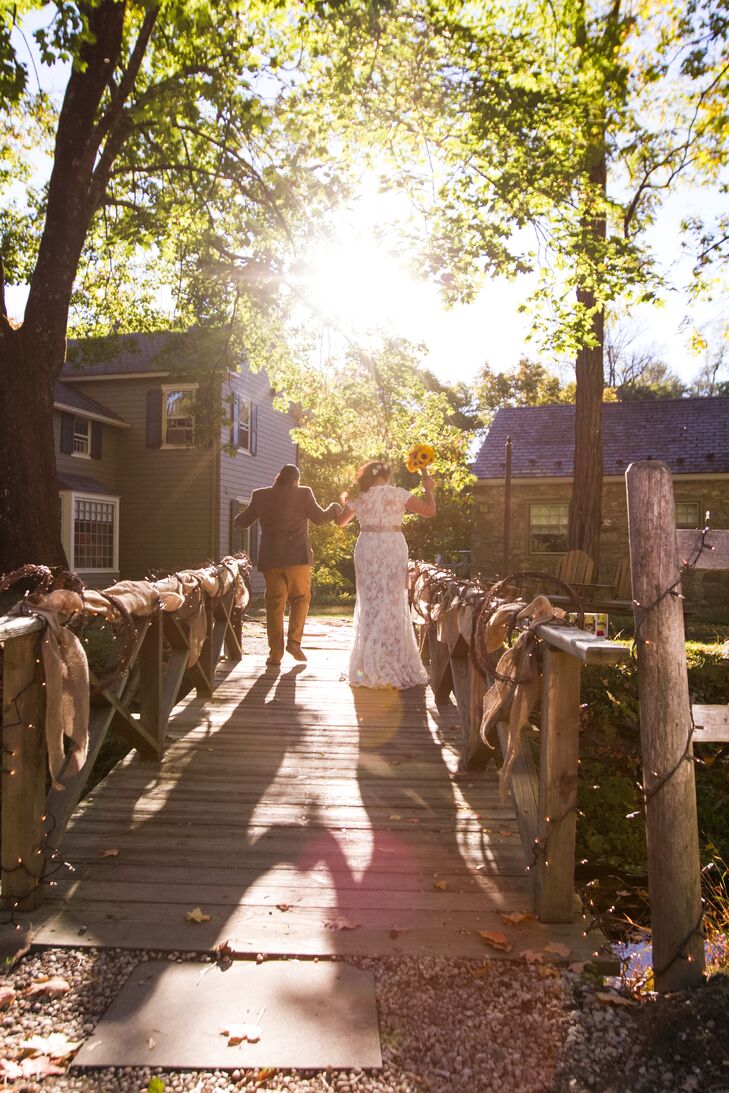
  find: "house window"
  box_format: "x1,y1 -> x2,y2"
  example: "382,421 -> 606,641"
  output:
238,397 -> 253,453
530,503 -> 569,553
163,385 -> 196,447
72,417 -> 90,456
675,501 -> 700,529
73,496 -> 118,570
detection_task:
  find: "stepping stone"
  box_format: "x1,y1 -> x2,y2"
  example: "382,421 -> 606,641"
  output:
72,959 -> 381,1070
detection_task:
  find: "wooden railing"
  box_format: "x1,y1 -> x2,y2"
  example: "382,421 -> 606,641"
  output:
0,556 -> 250,912
409,561 -> 630,924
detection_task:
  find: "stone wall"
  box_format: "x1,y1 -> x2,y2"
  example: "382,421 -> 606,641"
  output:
472,474 -> 729,611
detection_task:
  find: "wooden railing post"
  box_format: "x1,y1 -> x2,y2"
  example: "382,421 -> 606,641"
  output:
534,645 -> 581,923
1,630 -> 46,911
627,460 -> 705,991
138,612 -> 165,757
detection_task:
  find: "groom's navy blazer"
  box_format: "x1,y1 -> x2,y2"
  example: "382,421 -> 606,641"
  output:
234,484 -> 340,570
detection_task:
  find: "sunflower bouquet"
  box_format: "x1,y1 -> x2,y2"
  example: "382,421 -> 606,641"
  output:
406,443 -> 435,473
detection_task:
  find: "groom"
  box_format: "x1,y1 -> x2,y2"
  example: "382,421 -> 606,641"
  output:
234,464 -> 342,667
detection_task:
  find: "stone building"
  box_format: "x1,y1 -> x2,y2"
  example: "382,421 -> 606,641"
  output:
471,397 -> 729,610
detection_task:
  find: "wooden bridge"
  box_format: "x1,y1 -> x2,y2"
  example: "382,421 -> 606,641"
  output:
2,608 -> 613,964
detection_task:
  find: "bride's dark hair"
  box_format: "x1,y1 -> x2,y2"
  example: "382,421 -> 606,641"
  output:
356,460 -> 390,494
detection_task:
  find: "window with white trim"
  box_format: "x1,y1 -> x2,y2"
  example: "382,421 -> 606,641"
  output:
675,501 -> 700,529
530,502 -> 569,554
74,497 -> 116,570
236,396 -> 253,453
163,385 -> 196,447
72,417 -> 91,456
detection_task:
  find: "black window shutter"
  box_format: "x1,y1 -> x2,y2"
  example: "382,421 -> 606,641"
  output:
250,403 -> 258,456
231,395 -> 239,449
90,420 -> 102,460
146,388 -> 163,448
60,412 -> 74,454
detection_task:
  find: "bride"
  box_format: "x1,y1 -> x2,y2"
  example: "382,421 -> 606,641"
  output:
335,460 -> 436,688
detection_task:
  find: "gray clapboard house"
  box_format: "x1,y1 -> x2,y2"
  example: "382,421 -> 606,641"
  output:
54,330 -> 297,591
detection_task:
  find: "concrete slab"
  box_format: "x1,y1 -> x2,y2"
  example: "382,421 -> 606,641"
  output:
72,959 -> 381,1071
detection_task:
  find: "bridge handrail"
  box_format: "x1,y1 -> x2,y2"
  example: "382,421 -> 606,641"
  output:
409,559 -> 628,925
0,554 -> 251,914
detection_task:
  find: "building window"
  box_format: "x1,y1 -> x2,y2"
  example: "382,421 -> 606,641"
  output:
163,385 -> 196,447
530,503 -> 569,554
675,501 -> 700,529
74,497 -> 116,570
72,417 -> 90,456
238,397 -> 253,453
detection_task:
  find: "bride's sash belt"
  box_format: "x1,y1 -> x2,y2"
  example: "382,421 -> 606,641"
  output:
359,525 -> 402,533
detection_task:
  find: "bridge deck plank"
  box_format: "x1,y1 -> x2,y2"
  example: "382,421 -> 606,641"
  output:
17,620 -> 605,963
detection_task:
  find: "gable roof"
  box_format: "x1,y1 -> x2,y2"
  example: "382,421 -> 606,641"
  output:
62,329 -> 233,379
473,398 -> 729,479
53,380 -> 129,428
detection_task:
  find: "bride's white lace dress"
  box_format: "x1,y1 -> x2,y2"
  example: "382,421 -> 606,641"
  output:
347,484 -> 429,689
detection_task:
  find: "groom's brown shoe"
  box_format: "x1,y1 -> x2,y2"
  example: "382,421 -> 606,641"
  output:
286,641 -> 307,662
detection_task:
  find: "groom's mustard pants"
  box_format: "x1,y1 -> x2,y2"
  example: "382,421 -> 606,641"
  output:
262,565 -> 312,661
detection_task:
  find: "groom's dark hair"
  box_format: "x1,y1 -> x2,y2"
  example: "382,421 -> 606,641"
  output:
357,460 -> 390,493
273,464 -> 300,487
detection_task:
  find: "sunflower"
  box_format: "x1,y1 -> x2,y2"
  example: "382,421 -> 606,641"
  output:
406,443 -> 435,473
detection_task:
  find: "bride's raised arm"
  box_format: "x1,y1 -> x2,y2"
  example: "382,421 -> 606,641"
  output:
405,468 -> 436,518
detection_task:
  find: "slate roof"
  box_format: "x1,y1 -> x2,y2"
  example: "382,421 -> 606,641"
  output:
53,380 -> 128,427
62,329 -> 223,377
472,398 -> 729,479
57,473 -> 119,496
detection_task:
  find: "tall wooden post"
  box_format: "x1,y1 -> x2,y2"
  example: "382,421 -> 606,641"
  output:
1,630 -> 47,911
626,460 -> 705,991
503,435 -> 512,576
535,646 -> 581,922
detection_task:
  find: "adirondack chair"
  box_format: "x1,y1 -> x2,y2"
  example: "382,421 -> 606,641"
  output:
554,549 -> 595,587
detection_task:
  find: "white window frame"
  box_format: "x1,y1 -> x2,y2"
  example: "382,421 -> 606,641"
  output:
60,490 -> 119,573
161,383 -> 197,449
675,501 -> 700,530
529,502 -> 570,555
72,416 -> 91,458
237,396 -> 254,454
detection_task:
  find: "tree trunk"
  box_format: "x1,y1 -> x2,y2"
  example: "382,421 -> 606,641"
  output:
568,141 -> 606,570
0,325 -> 67,572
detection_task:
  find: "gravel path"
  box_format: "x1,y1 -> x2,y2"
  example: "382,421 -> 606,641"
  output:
1,946 -> 728,1093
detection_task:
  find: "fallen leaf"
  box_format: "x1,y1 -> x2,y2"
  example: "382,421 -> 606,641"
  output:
404,817 -> 420,825
468,964 -> 490,979
21,1055 -> 66,1078
20,1032 -> 81,1059
147,1037 -> 157,1050
276,904 -> 290,912
255,1066 -> 278,1084
543,942 -> 571,959
500,911 -> 533,927
324,917 -> 361,931
595,991 -> 638,1007
389,929 -> 400,939
499,830 -> 514,837
478,930 -> 512,952
569,961 -> 589,974
221,1023 -> 262,1045
100,848 -> 120,858
0,1059 -> 22,1080
185,907 -> 211,924
0,985 -> 15,1009
433,880 -> 448,892
26,976 -> 71,999
388,814 -> 402,821
522,949 -> 545,964
538,964 -> 560,978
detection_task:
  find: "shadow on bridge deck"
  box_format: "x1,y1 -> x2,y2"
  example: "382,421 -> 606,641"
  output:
16,618 -> 599,963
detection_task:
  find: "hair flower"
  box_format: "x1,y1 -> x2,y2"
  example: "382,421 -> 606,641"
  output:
405,444 -> 435,473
